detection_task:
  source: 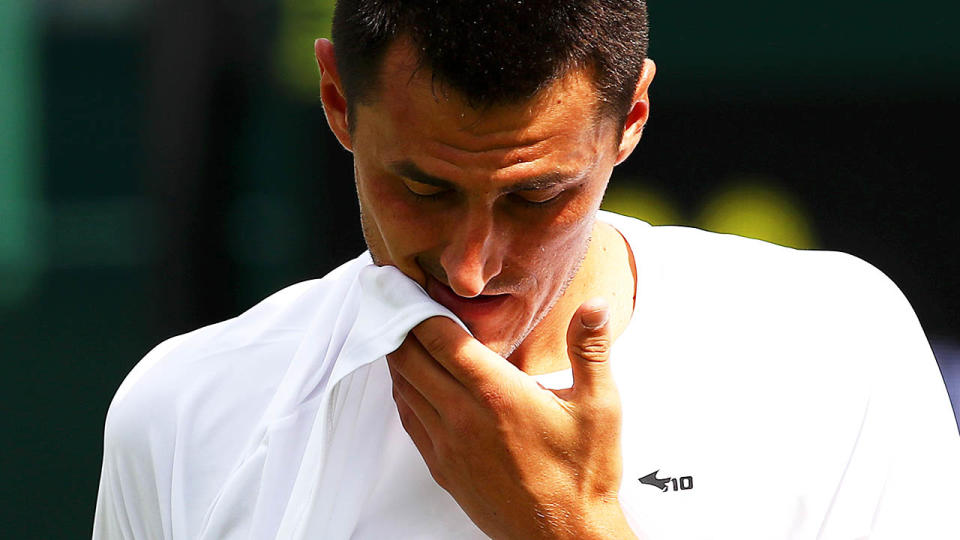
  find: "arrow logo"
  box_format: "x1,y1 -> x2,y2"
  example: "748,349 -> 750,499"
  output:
639,470 -> 671,492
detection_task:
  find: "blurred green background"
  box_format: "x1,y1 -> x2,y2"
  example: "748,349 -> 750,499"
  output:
2,0 -> 958,536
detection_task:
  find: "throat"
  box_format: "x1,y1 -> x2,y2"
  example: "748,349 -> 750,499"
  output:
506,322 -> 575,375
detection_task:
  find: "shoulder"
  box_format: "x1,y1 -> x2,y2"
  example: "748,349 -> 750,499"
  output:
638,221 -> 911,326
623,223 -> 951,449
600,211 -> 918,342
102,252 -> 372,466
97,253 -> 380,534
611,217 -> 933,393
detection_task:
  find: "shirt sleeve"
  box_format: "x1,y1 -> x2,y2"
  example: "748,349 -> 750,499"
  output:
93,336 -> 186,540
92,394 -> 171,540
93,446 -> 165,540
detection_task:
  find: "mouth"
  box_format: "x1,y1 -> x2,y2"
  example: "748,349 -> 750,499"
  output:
425,275 -> 510,322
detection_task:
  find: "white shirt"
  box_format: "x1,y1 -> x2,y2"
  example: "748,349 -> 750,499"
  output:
95,212 -> 960,539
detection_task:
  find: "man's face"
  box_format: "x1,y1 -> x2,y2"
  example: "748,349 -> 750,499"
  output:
349,42 -> 623,358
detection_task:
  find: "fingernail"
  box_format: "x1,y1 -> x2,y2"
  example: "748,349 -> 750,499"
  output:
581,307 -> 609,330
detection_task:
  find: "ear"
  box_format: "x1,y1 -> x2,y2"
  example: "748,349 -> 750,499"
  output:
315,38 -> 353,152
615,58 -> 656,165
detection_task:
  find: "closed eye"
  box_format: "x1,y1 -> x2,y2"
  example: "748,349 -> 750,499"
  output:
513,188 -> 565,205
403,178 -> 448,197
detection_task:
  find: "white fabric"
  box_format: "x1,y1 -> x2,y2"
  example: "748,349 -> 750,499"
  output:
94,258 -> 466,539
94,211 -> 960,539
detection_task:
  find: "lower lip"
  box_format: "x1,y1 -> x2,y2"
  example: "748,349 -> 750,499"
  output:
426,276 -> 510,321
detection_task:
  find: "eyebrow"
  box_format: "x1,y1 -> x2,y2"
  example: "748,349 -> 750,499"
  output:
388,160 -> 588,193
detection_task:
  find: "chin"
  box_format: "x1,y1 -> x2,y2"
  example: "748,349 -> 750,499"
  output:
477,339 -> 521,360
466,322 -> 529,359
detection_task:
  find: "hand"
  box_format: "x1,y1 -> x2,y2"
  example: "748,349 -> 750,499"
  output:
386,299 -> 636,539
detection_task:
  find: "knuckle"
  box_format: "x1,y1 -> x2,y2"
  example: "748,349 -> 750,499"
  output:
569,336 -> 610,362
398,412 -> 413,432
477,387 -> 509,413
388,334 -> 419,371
396,401 -> 415,428
391,372 -> 411,397
387,349 -> 408,372
415,442 -> 449,490
427,466 -> 449,490
397,410 -> 410,430
420,330 -> 452,358
430,438 -> 460,474
472,380 -> 513,412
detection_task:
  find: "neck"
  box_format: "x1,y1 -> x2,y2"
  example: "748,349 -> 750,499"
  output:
507,220 -> 636,374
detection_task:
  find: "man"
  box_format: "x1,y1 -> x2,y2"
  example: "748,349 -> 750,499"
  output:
95,1 -> 960,538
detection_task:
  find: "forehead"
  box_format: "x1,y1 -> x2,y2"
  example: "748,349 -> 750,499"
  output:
351,39 -> 616,177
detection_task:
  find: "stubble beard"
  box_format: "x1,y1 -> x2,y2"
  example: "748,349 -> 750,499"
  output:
496,232 -> 591,360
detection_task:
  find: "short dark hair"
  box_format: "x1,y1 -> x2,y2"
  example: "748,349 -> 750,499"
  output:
331,0 -> 649,125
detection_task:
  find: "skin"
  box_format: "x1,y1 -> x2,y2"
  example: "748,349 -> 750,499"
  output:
316,36 -> 655,539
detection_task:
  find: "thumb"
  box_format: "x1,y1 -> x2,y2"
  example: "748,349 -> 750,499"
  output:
566,297 -> 613,398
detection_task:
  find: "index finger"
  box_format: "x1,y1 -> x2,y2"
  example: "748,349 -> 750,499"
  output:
411,316 -> 521,389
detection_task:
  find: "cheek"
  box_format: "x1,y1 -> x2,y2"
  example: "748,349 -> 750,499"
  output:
358,171 -> 439,267
505,207 -> 594,281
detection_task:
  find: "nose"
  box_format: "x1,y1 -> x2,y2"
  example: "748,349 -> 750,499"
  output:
440,207 -> 502,298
